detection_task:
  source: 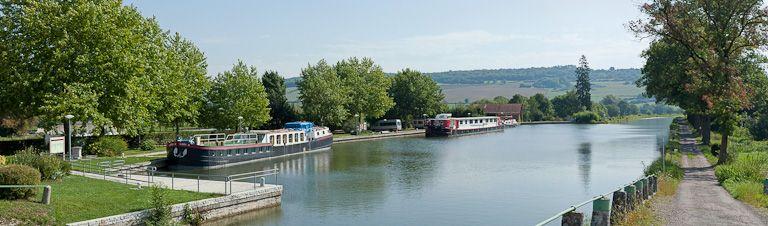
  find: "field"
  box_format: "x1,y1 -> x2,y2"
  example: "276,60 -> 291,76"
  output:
286,81 -> 643,103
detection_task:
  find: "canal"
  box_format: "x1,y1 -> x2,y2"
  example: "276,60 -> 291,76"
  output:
182,117 -> 672,225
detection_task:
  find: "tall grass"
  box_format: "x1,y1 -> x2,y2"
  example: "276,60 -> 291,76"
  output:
711,127 -> 768,209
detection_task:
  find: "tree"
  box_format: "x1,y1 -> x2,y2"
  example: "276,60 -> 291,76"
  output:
600,95 -> 621,106
201,61 -> 270,130
156,33 -> 210,136
0,0 -> 179,136
617,101 -> 639,116
526,94 -> 554,121
335,57 -> 394,124
552,91 -> 582,119
262,71 -> 296,129
508,94 -> 528,104
575,55 -> 592,110
298,60 -> 349,127
387,69 -> 446,127
492,96 -> 510,104
630,0 -> 768,163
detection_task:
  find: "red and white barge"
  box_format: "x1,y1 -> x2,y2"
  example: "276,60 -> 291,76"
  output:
425,113 -> 504,137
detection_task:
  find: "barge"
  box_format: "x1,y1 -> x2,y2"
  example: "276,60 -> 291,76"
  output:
425,113 -> 504,137
166,122 -> 332,168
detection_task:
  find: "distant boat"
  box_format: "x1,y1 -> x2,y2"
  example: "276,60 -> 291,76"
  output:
425,113 -> 504,137
166,122 -> 332,168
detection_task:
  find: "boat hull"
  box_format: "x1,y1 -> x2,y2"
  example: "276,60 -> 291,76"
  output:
166,136 -> 333,168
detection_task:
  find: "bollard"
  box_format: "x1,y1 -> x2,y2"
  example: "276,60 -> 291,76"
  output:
652,176 -> 658,194
590,197 -> 610,226
641,178 -> 650,199
634,180 -> 645,200
764,179 -> 768,195
42,185 -> 51,205
561,211 -> 583,226
260,177 -> 266,187
610,190 -> 627,225
624,185 -> 637,211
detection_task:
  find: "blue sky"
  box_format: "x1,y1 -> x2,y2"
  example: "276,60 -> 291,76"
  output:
124,0 -> 649,77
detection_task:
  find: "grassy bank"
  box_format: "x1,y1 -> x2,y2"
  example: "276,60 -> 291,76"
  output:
0,175 -> 219,225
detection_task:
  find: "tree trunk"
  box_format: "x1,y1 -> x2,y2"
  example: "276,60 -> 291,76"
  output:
701,115 -> 711,145
718,133 -> 729,165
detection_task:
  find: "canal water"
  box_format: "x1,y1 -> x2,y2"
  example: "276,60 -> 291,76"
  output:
182,117 -> 672,226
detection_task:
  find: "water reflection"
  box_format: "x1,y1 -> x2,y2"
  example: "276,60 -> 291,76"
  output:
577,142 -> 592,193
179,118 -> 673,226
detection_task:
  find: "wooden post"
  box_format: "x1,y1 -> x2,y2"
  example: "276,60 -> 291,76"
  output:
610,190 -> 627,225
634,180 -> 645,200
624,185 -> 636,211
42,186 -> 51,205
561,211 -> 583,226
590,197 -> 610,226
652,176 -> 658,194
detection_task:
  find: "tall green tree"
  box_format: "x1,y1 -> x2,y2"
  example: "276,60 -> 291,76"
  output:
262,71 -> 296,129
335,57 -> 394,123
298,60 -> 350,127
552,91 -> 582,119
156,33 -> 210,136
201,61 -> 270,130
0,0 -> 180,136
387,69 -> 446,127
575,55 -> 592,110
508,94 -> 528,104
631,0 -> 768,163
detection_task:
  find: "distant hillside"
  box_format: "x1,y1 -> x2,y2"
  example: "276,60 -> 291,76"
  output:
285,65 -> 641,87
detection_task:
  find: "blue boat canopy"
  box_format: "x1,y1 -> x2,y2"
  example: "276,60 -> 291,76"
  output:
284,121 -> 314,132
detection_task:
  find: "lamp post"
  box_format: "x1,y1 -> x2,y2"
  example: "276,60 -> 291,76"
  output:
237,116 -> 244,133
64,114 -> 74,160
354,114 -> 360,135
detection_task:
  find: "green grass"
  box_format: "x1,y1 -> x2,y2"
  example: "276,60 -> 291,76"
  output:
124,146 -> 166,156
71,156 -> 165,172
0,175 -> 219,225
602,114 -> 682,124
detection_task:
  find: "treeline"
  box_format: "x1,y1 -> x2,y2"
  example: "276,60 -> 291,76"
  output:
0,0 -> 447,136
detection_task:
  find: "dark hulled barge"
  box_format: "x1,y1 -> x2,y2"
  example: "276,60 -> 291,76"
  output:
166,122 -> 332,168
425,113 -> 504,137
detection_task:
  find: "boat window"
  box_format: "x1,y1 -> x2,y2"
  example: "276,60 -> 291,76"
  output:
276,135 -> 281,144
283,134 -> 288,144
270,135 -> 274,145
289,134 -> 293,143
300,133 -> 305,141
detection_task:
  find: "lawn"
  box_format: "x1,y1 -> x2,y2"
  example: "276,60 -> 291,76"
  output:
0,175 -> 220,225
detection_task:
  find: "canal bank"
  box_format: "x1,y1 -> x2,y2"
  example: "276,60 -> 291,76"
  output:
172,118 -> 673,225
334,129 -> 425,143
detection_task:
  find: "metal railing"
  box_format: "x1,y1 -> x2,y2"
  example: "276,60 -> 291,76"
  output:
535,174 -> 658,226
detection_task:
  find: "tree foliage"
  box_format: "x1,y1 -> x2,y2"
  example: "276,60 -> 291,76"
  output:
526,94 -> 554,121
335,57 -> 394,120
262,71 -> 296,129
387,69 -> 446,126
200,61 -> 270,130
552,91 -> 582,119
298,60 -> 350,127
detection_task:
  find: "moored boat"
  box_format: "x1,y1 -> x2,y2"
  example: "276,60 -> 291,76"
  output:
425,113 -> 504,137
166,122 -> 332,168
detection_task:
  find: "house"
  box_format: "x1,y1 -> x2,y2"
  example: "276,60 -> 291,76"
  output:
481,104 -> 524,122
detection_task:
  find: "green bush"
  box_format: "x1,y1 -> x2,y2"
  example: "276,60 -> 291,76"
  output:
747,115 -> 768,141
644,154 -> 684,179
12,147 -> 70,180
140,139 -> 157,151
87,136 -> 128,157
572,111 -> 601,124
145,185 -> 172,226
0,164 -> 41,199
714,152 -> 768,184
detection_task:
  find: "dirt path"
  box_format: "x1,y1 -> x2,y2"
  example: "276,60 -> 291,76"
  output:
656,151 -> 768,225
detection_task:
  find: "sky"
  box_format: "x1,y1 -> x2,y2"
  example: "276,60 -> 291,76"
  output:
123,0 -> 650,77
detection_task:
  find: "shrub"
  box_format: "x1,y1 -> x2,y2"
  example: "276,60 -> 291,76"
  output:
87,136 -> 128,157
0,164 -> 41,199
572,111 -> 601,124
140,139 -> 157,151
183,204 -> 205,226
714,152 -> 768,184
747,115 -> 768,141
12,147 -> 70,180
145,185 -> 173,226
0,155 -> 6,165
644,155 -> 684,180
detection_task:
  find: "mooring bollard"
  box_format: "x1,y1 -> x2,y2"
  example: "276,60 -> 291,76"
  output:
610,190 -> 627,225
642,178 -> 650,199
634,180 -> 645,200
561,211 -> 583,226
42,185 -> 51,205
590,197 -> 610,226
260,177 -> 266,187
764,179 -> 768,195
624,185 -> 636,211
652,176 -> 658,194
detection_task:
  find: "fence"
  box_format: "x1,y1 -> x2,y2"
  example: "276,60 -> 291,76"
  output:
70,159 -> 280,195
535,174 -> 659,226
